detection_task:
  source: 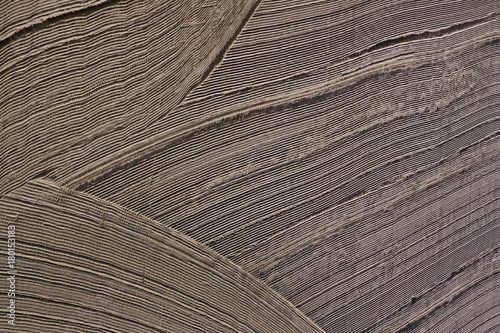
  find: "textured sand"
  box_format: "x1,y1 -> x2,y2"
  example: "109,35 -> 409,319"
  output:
1,1 -> 499,332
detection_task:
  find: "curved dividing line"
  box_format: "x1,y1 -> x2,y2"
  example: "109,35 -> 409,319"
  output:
153,0 -> 265,124
0,0 -> 119,47
0,179 -> 324,332
180,12 -> 498,107
63,32 -> 499,191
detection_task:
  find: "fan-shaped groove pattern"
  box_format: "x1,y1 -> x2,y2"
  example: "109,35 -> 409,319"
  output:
58,2 -> 499,331
2,0 -> 499,332
0,0 -> 260,197
0,180 -> 324,333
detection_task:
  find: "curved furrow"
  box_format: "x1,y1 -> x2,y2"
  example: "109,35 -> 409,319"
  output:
0,180 -> 324,332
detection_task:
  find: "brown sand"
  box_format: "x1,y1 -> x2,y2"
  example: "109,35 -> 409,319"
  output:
1,1 -> 499,332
